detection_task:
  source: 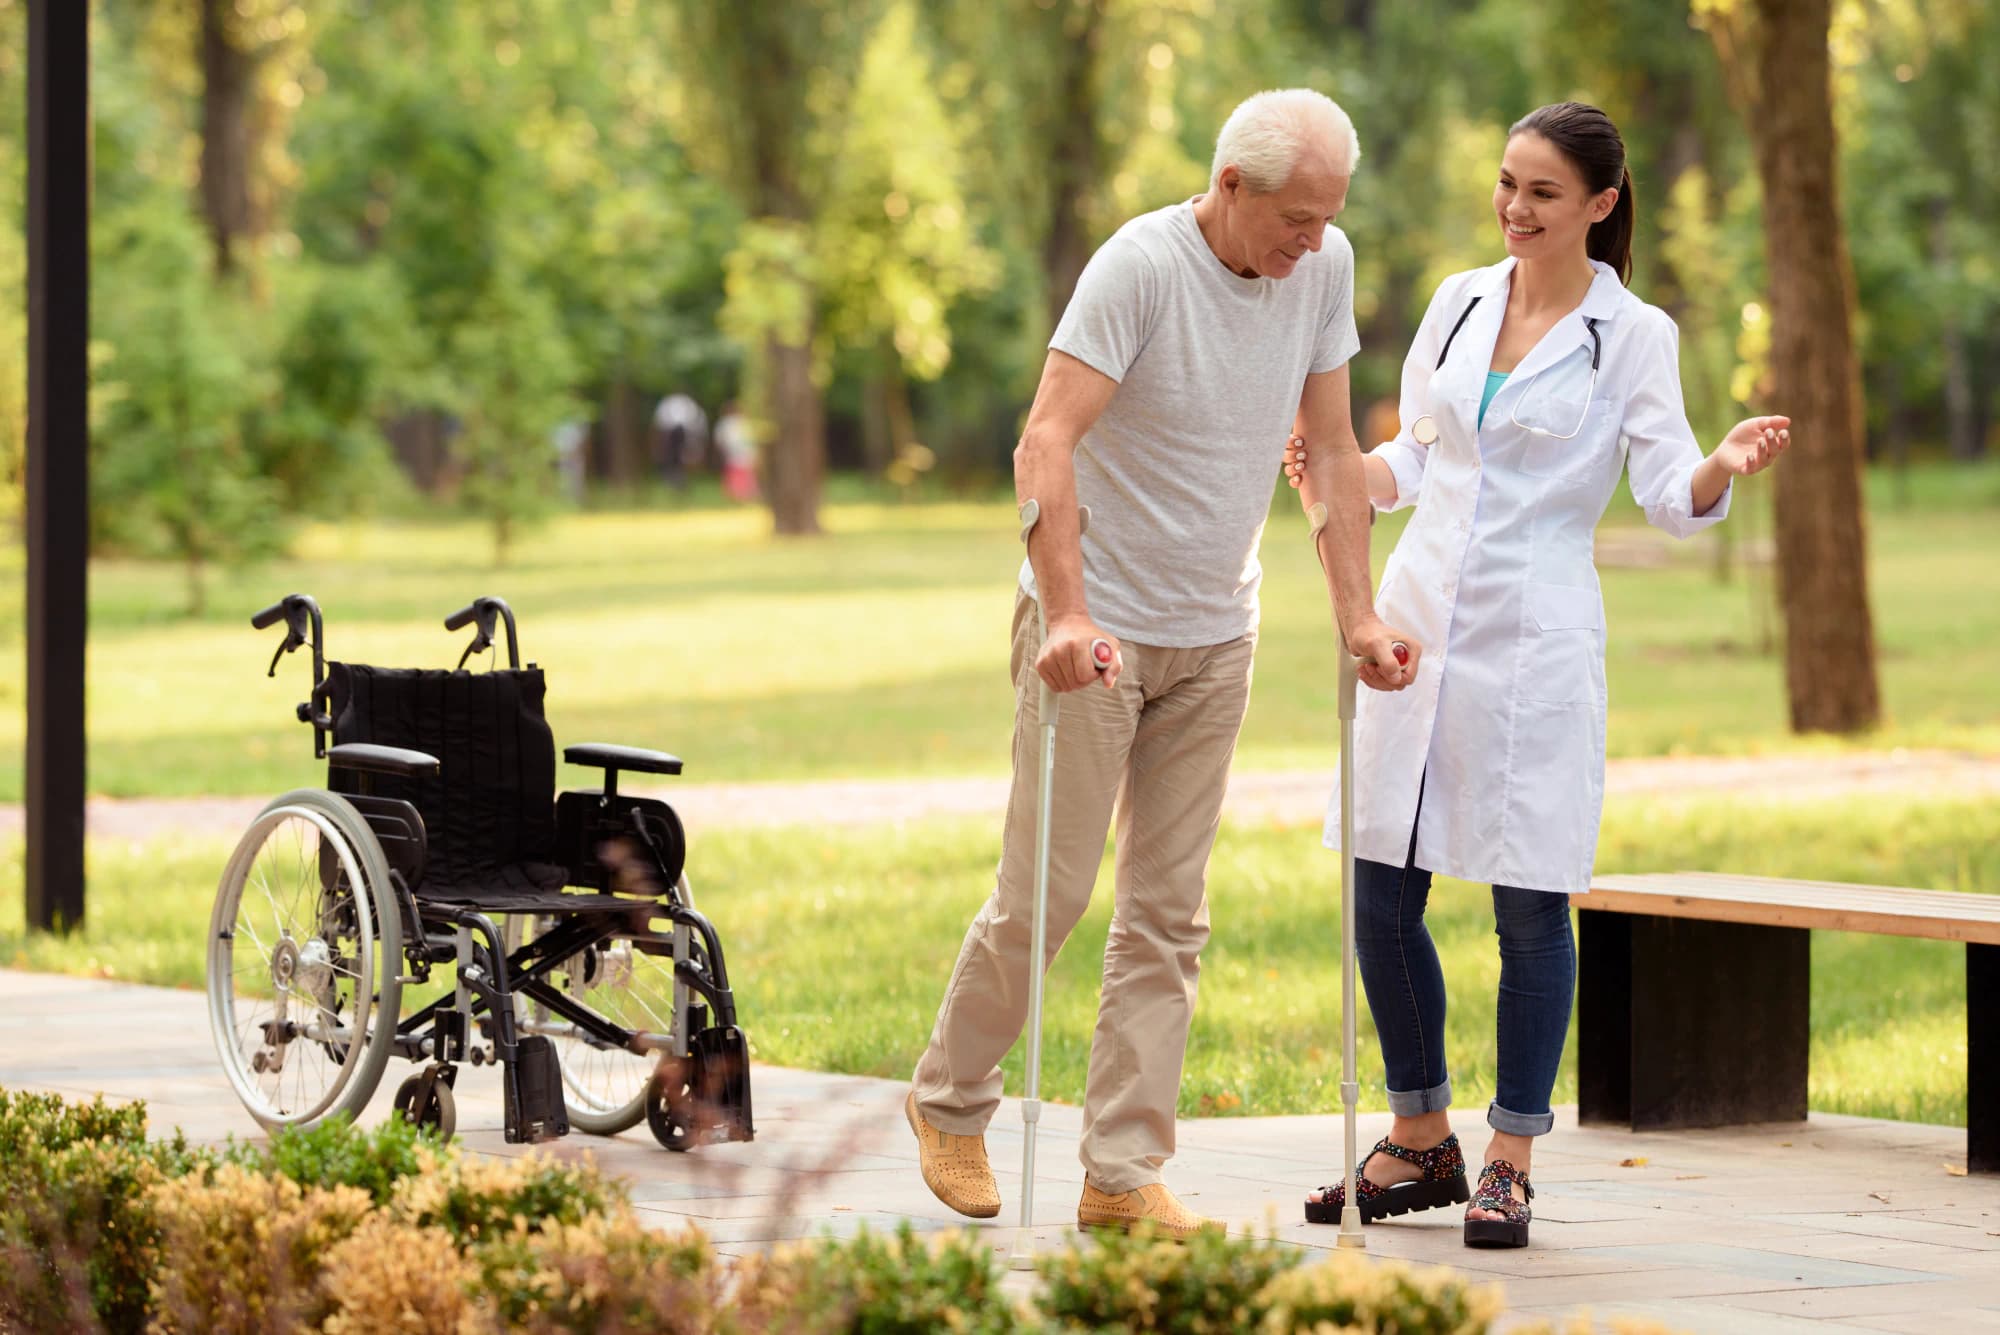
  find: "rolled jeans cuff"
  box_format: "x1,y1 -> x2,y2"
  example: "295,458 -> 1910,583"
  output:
1486,1099 -> 1555,1137
1385,1077 -> 1453,1118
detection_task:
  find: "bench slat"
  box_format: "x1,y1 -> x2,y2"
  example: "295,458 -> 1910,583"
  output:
1578,872 -> 2000,945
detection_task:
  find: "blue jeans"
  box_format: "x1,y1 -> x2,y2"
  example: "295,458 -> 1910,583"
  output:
1352,845 -> 1576,1137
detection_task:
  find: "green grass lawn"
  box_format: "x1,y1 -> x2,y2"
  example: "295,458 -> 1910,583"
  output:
4,791 -> 1992,1129
1,461 -> 1997,801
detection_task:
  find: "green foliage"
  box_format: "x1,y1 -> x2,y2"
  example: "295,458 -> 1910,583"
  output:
384,1143 -> 625,1250
88,201 -> 285,613
739,1222 -> 1033,1334
1256,1252 -> 1501,1334
230,1111 -> 431,1206
449,269 -> 583,563
0,1088 -> 208,1335
1037,1222 -> 1298,1333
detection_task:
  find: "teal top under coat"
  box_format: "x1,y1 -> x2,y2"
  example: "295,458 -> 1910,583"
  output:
1479,371 -> 1509,427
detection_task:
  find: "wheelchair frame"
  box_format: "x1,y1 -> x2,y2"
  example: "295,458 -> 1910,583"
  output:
207,592 -> 754,1151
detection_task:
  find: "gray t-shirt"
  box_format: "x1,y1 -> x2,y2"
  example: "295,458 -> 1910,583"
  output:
1021,199 -> 1360,647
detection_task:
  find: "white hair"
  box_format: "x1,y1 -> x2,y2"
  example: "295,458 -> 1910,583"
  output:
1210,89 -> 1360,192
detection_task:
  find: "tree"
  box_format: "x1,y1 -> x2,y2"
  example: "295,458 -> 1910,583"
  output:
666,1 -> 880,535
1700,0 -> 1881,733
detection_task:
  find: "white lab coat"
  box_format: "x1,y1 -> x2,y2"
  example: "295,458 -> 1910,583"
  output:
1323,258 -> 1730,894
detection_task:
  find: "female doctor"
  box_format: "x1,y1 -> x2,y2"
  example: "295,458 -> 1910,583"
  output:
1285,102 -> 1789,1248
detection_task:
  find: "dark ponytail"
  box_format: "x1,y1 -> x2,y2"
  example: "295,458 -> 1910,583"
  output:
1509,102 -> 1634,284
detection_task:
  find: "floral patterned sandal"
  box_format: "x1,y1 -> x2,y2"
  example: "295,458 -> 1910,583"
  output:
1463,1158 -> 1534,1248
1304,1133 -> 1469,1224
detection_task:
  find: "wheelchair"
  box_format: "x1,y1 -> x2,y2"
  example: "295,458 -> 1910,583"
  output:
204,593 -> 754,1151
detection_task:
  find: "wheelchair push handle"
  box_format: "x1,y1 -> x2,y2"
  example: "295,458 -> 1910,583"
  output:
252,593 -> 323,677
444,596 -> 521,671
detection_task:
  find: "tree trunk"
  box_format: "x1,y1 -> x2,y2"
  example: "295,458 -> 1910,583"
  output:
1040,1 -> 1103,335
765,331 -> 824,535
1741,0 -> 1880,733
199,0 -> 255,277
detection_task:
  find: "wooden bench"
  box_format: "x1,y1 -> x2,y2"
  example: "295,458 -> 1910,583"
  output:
1571,872 -> 1998,1173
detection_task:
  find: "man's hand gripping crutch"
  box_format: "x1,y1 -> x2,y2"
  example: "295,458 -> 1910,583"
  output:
1009,495 -> 1117,1270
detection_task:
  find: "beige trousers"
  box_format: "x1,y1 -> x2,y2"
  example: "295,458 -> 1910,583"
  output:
911,592 -> 1256,1192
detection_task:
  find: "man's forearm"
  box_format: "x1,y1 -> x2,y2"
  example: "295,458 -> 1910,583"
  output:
1303,442 -> 1380,644
1014,430 -> 1089,621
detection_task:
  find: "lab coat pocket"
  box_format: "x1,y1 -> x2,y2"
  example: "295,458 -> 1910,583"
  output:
1519,397 -> 1616,483
1522,582 -> 1603,704
1505,696 -> 1598,888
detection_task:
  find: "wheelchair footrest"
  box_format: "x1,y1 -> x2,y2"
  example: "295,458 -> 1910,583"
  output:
693,1024 -> 754,1144
503,1035 -> 570,1144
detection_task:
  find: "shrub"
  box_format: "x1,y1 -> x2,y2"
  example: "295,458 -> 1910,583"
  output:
477,1212 -> 733,1334
1256,1251 -> 1502,1334
145,1162 -> 373,1333
233,1111 -> 432,1206
319,1215 -> 487,1335
737,1222 -> 1033,1334
1037,1223 -> 1299,1333
0,1088 -> 209,1335
387,1145 -> 625,1248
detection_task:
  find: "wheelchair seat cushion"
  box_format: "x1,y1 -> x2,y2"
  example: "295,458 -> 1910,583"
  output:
326,663 -> 567,903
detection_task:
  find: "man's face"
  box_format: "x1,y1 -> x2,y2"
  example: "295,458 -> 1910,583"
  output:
1219,155 -> 1349,279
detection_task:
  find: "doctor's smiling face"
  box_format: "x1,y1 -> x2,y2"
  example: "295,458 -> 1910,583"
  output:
1494,132 -> 1618,265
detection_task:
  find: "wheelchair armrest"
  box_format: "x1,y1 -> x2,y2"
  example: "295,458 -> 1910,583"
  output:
564,743 -> 683,777
328,743 -> 441,778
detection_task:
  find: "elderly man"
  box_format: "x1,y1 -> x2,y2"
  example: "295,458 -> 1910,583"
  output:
906,89 -> 1421,1237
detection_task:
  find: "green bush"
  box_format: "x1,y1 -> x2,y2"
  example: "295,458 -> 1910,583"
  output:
1037,1223 -> 1300,1333
0,1088 -> 208,1335
232,1111 -> 433,1206
386,1144 -> 625,1249
1256,1251 -> 1501,1334
738,1222 -> 1033,1334
477,1211 -> 732,1334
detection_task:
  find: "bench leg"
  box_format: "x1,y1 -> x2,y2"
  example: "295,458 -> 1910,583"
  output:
1578,911 -> 1809,1130
1972,942 -> 1998,1175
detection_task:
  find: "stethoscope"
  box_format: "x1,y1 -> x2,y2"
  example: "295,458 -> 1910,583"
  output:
1408,296 -> 1602,446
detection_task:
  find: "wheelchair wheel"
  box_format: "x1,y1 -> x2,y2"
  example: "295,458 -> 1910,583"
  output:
207,789 -> 403,1130
393,1072 -> 457,1140
505,910 -> 685,1135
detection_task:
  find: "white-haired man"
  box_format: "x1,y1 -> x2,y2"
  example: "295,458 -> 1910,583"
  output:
907,89 -> 1421,1236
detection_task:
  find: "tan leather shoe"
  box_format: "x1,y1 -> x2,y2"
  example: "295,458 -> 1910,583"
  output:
1076,1180 -> 1216,1240
905,1090 -> 1000,1219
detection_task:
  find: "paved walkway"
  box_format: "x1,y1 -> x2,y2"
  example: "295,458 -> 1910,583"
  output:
6,749 -> 1999,841
1,970 -> 1994,1333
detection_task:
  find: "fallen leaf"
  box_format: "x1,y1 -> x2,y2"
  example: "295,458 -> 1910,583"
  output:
1618,1157 -> 1648,1168
1869,1192 -> 1891,1203
1673,1174 -> 1706,1181
1778,1141 -> 1793,1148
832,1206 -> 852,1212
1944,1164 -> 1969,1177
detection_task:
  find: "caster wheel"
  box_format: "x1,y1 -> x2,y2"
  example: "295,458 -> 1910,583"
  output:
394,1073 -> 457,1140
645,1058 -> 697,1152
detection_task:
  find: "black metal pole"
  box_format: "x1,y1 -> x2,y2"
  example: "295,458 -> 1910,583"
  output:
25,0 -> 89,933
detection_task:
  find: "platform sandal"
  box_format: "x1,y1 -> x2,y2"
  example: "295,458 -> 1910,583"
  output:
1462,1158 -> 1534,1248
1304,1132 -> 1470,1224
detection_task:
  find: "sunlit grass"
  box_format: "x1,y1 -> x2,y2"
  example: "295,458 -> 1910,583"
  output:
4,791 -> 1991,1129
0,461 -> 1997,800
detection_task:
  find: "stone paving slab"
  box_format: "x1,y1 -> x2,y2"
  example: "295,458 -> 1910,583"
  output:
1,969 -> 1995,1333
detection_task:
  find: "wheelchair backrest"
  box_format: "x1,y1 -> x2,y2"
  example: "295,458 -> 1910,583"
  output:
325,663 -> 559,893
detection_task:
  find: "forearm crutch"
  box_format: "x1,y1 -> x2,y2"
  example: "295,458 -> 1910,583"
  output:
1010,498 -> 1113,1269
1307,500 -> 1406,1252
